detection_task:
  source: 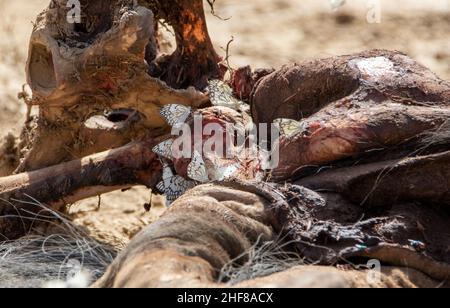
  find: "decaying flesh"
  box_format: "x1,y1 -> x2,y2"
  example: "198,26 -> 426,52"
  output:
250,50 -> 450,181
0,0 -> 449,287
95,51 -> 450,287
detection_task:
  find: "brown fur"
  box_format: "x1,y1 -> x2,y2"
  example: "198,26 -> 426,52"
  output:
95,182 -> 449,288
94,183 -> 274,288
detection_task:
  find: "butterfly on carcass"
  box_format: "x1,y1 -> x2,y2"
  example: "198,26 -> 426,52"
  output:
273,118 -> 308,140
206,80 -> 249,112
156,100 -> 243,202
153,104 -> 197,204
156,163 -> 195,206
154,104 -> 192,160
152,139 -> 174,160
160,104 -> 192,127
187,151 -> 209,183
152,140 -> 195,204
187,150 -> 241,183
210,162 -> 240,181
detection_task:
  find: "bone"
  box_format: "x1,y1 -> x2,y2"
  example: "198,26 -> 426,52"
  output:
0,137 -> 163,240
5,0 -> 450,288
20,0 -> 214,172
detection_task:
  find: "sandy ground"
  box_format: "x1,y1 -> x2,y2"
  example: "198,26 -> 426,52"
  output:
0,0 -> 449,248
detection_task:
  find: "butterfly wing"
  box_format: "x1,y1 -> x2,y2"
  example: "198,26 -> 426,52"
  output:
156,163 -> 175,193
329,0 -> 346,10
274,118 -> 304,139
164,175 -> 195,206
206,79 -> 247,111
152,139 -> 174,160
212,163 -> 240,181
156,181 -> 165,193
166,176 -> 195,198
187,151 -> 209,183
157,163 -> 195,206
160,104 -> 191,126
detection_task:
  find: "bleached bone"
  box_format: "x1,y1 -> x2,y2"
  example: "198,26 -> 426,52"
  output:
21,0 -> 214,172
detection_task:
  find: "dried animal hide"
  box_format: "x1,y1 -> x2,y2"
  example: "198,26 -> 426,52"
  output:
251,50 -> 450,181
20,0 -> 220,172
95,181 -> 450,287
265,183 -> 450,283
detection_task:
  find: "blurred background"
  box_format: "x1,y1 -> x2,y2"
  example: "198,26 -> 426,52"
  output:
0,0 -> 449,246
0,0 -> 449,132
207,0 -> 450,74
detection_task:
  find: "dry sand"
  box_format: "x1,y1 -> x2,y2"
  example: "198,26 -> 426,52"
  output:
0,0 -> 449,247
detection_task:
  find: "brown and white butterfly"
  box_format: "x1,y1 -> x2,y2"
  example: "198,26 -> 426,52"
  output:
273,118 -> 308,139
210,162 -> 240,181
206,79 -> 248,112
187,151 -> 241,183
157,163 -> 195,206
187,151 -> 209,183
152,139 -> 174,160
160,104 -> 192,127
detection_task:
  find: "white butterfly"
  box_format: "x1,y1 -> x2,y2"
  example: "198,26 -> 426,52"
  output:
273,118 -> 308,139
157,163 -> 195,205
206,79 -> 248,112
160,104 -> 191,127
210,163 -> 240,181
329,0 -> 346,10
187,151 -> 209,183
152,139 -> 174,160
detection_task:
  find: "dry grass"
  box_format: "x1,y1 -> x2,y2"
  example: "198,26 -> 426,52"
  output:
0,0 -> 449,287
0,196 -> 116,288
219,236 -> 303,285
420,120 -> 450,148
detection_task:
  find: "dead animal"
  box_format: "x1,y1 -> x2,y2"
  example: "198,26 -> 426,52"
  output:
0,0 -> 449,288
